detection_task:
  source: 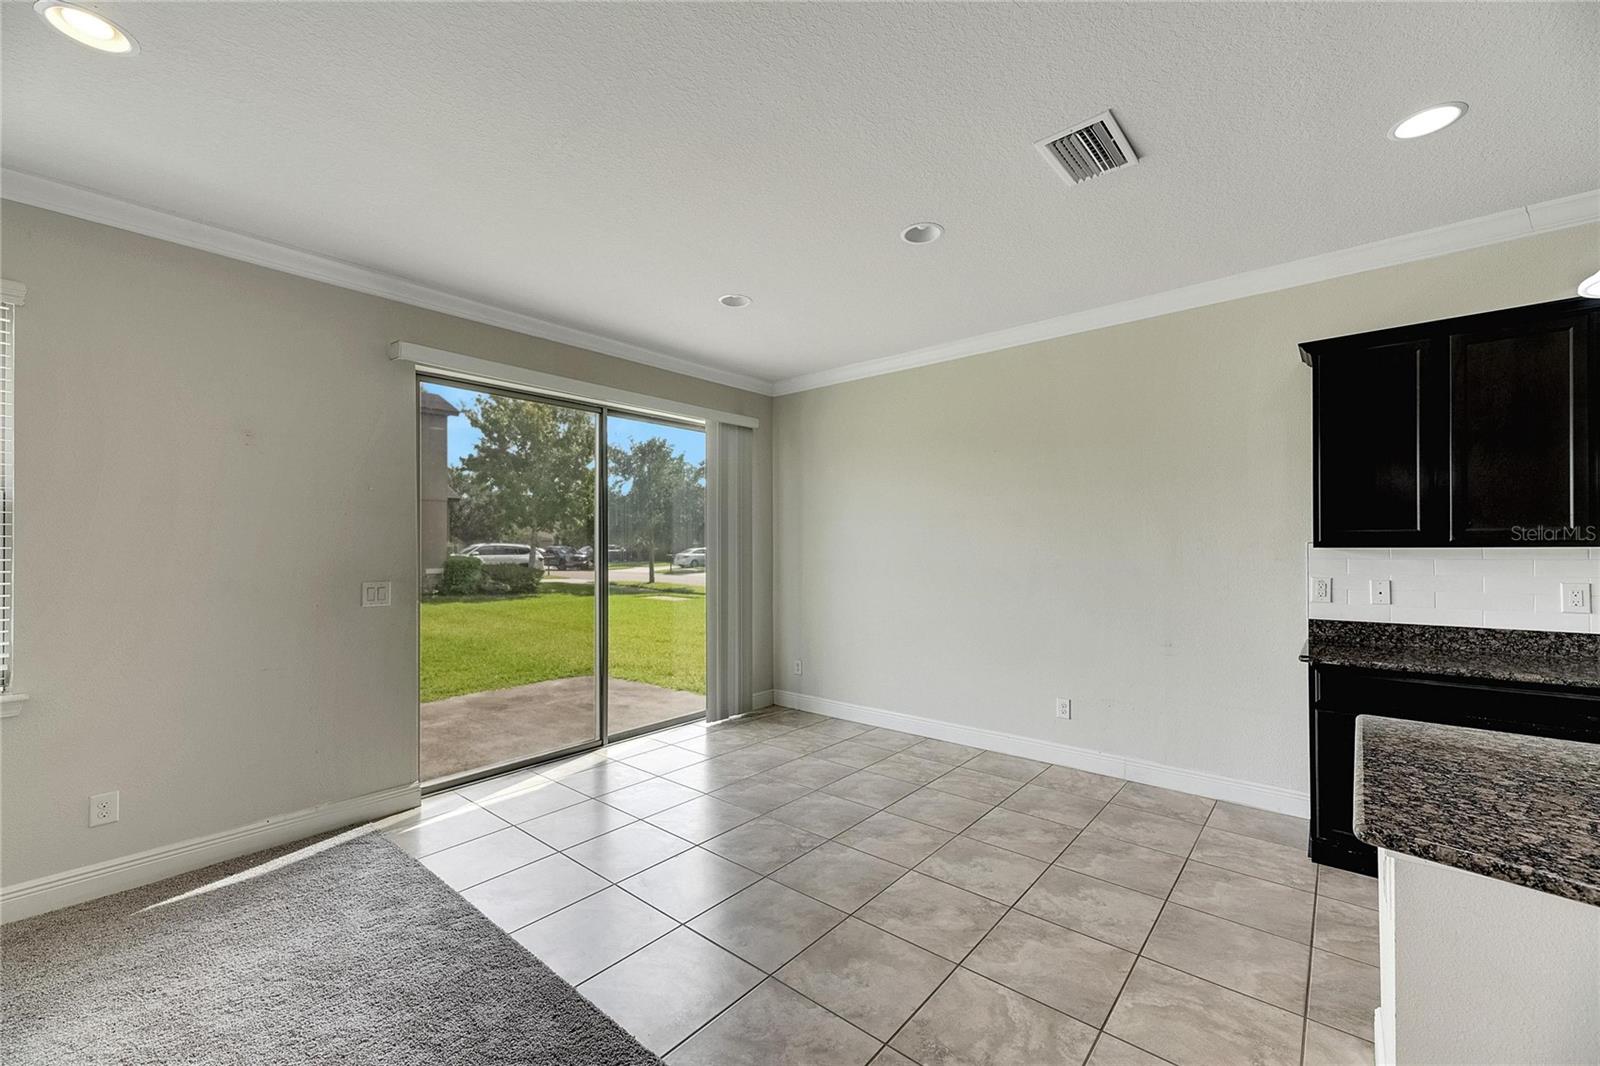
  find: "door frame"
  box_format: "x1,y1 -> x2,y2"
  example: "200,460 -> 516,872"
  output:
600,407 -> 710,746
415,372 -> 707,794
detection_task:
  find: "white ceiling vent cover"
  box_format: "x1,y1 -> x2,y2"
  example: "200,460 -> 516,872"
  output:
1035,111 -> 1138,185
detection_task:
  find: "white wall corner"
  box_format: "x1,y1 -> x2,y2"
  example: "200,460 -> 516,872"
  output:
771,689 -> 1309,817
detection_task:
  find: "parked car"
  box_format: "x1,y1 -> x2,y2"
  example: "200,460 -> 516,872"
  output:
570,545 -> 594,570
673,547 -> 707,569
543,545 -> 575,569
607,544 -> 626,561
459,543 -> 539,569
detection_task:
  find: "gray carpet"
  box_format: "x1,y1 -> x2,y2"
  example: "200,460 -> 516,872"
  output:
1,830 -> 662,1065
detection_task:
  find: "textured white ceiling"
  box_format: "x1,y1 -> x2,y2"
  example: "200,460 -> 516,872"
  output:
3,2 -> 1597,391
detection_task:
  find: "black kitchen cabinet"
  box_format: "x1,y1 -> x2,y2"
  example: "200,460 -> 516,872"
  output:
1308,664 -> 1600,875
1303,297 -> 1600,547
1311,337 -> 1440,545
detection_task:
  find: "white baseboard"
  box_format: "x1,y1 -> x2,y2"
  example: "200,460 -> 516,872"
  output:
0,782 -> 420,924
752,689 -> 775,711
772,690 -> 1309,818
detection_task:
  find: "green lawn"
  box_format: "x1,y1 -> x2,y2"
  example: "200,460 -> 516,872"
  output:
420,584 -> 706,702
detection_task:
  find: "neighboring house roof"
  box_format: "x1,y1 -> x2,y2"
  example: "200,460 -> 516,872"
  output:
418,389 -> 460,415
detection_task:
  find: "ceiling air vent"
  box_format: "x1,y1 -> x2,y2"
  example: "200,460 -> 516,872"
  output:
1035,110 -> 1138,185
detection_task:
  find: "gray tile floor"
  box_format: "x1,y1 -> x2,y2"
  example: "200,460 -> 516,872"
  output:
384,707 -> 1379,1066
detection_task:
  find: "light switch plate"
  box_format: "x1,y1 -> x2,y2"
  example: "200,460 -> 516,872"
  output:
1369,579 -> 1391,606
1309,576 -> 1334,604
1561,582 -> 1592,614
362,581 -> 392,608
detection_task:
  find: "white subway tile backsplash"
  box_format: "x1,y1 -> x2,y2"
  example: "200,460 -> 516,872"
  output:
1532,557 -> 1600,578
1432,557 -> 1537,576
1482,611 -> 1592,634
1347,554 -> 1434,577
1478,589 -> 1539,611
1484,575 -> 1564,595
1436,585 -> 1496,610
1389,606 -> 1485,627
1305,543 -> 1594,633
1390,582 -> 1436,609
1532,593 -> 1567,614
1309,601 -> 1392,623
1482,546 -> 1592,559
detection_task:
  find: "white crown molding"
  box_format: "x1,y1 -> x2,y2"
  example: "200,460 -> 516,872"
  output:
772,189 -> 1600,395
7,167 -> 1594,402
0,169 -> 775,396
0,781 -> 419,923
772,689 -> 1310,817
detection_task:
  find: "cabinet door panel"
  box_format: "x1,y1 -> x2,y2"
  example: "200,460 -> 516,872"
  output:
1449,315 -> 1591,542
1310,706 -> 1359,852
1314,339 -> 1438,544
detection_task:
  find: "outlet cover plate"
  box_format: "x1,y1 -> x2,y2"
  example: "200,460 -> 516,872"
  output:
1055,697 -> 1072,720
1369,579 -> 1391,606
1309,576 -> 1333,604
89,790 -> 120,827
362,581 -> 392,608
1562,582 -> 1592,613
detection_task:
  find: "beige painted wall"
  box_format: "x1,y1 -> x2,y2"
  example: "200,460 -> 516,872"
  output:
773,224 -> 1599,797
0,201 -> 772,887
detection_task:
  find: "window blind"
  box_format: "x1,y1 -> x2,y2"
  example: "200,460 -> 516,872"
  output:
1,298 -> 14,692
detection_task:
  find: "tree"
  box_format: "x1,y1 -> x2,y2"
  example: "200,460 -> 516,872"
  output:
449,396 -> 596,549
608,437 -> 705,583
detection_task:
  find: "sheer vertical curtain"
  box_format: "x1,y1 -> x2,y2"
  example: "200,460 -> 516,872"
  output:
704,422 -> 753,723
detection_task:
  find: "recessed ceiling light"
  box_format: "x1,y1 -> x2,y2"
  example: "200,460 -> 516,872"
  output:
901,222 -> 944,245
34,1 -> 137,54
1579,270 -> 1600,299
719,294 -> 751,308
1389,102 -> 1467,141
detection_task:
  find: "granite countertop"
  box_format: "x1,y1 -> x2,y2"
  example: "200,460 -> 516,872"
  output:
1354,715 -> 1600,905
1307,619 -> 1600,689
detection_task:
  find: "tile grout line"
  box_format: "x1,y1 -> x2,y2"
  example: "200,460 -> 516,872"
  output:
1099,799 -> 1309,1065
1300,865 -> 1322,1066
640,724 -> 953,1057
657,758 -> 1066,1061
875,772 -> 1119,1063
425,710 -> 1356,1064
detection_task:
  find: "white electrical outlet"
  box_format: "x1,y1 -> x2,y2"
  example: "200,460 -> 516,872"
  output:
1055,697 -> 1072,720
1562,583 -> 1592,613
792,659 -> 803,676
89,791 -> 120,827
1369,579 -> 1391,606
361,581 -> 392,608
1309,576 -> 1333,604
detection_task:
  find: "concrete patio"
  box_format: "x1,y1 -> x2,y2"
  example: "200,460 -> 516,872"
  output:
421,676 -> 705,781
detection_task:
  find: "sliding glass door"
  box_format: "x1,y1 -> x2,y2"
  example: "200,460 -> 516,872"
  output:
417,379 -> 601,783
417,380 -> 708,785
604,414 -> 708,739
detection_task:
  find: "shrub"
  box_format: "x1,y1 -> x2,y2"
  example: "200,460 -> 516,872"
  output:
484,563 -> 542,595
439,554 -> 483,595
